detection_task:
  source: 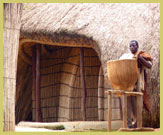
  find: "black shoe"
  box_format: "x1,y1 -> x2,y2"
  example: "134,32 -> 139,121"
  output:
127,125 -> 134,128
132,123 -> 137,128
127,124 -> 137,128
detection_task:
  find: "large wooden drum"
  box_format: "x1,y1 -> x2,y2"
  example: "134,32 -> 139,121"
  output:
107,59 -> 138,91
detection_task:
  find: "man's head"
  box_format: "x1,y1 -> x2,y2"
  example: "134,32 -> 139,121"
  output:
129,40 -> 139,54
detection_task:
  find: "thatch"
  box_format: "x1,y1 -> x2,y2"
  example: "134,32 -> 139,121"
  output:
3,3 -> 23,131
21,3 -> 160,60
15,3 -> 160,127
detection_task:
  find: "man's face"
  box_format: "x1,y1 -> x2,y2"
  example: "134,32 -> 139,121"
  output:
129,41 -> 138,54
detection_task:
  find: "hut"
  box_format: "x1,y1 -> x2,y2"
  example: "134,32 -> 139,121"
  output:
3,3 -> 160,131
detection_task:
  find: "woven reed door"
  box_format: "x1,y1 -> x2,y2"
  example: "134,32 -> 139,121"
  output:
3,3 -> 23,131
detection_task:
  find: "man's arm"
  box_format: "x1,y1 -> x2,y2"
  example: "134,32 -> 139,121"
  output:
137,54 -> 152,69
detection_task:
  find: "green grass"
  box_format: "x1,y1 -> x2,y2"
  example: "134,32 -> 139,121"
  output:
71,129 -> 116,132
88,129 -> 116,132
37,125 -> 65,130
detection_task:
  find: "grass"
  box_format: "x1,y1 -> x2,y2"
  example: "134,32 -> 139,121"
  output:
71,129 -> 117,132
37,125 -> 65,130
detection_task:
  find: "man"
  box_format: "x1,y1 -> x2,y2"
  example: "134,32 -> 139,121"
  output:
120,40 -> 152,128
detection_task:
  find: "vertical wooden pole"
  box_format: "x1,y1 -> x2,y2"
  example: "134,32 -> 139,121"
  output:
122,93 -> 127,128
119,97 -> 123,120
137,95 -> 142,127
98,66 -> 104,121
137,72 -> 143,128
32,46 -> 36,121
36,44 -> 42,122
107,92 -> 112,131
80,47 -> 87,121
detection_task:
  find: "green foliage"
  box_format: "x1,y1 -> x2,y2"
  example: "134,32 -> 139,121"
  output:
38,125 -> 65,130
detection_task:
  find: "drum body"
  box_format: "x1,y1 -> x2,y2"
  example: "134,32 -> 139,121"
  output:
107,59 -> 138,91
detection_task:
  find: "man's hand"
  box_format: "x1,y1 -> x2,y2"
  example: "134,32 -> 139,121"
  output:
137,54 -> 152,69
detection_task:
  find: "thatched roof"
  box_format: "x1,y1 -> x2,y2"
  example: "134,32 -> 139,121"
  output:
21,3 -> 160,73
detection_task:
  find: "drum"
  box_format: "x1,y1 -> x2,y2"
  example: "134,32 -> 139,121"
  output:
107,59 -> 138,91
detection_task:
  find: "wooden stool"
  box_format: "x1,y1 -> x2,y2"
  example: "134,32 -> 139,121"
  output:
105,90 -> 143,131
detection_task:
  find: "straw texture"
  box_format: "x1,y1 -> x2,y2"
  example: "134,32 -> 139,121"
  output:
3,3 -> 23,131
